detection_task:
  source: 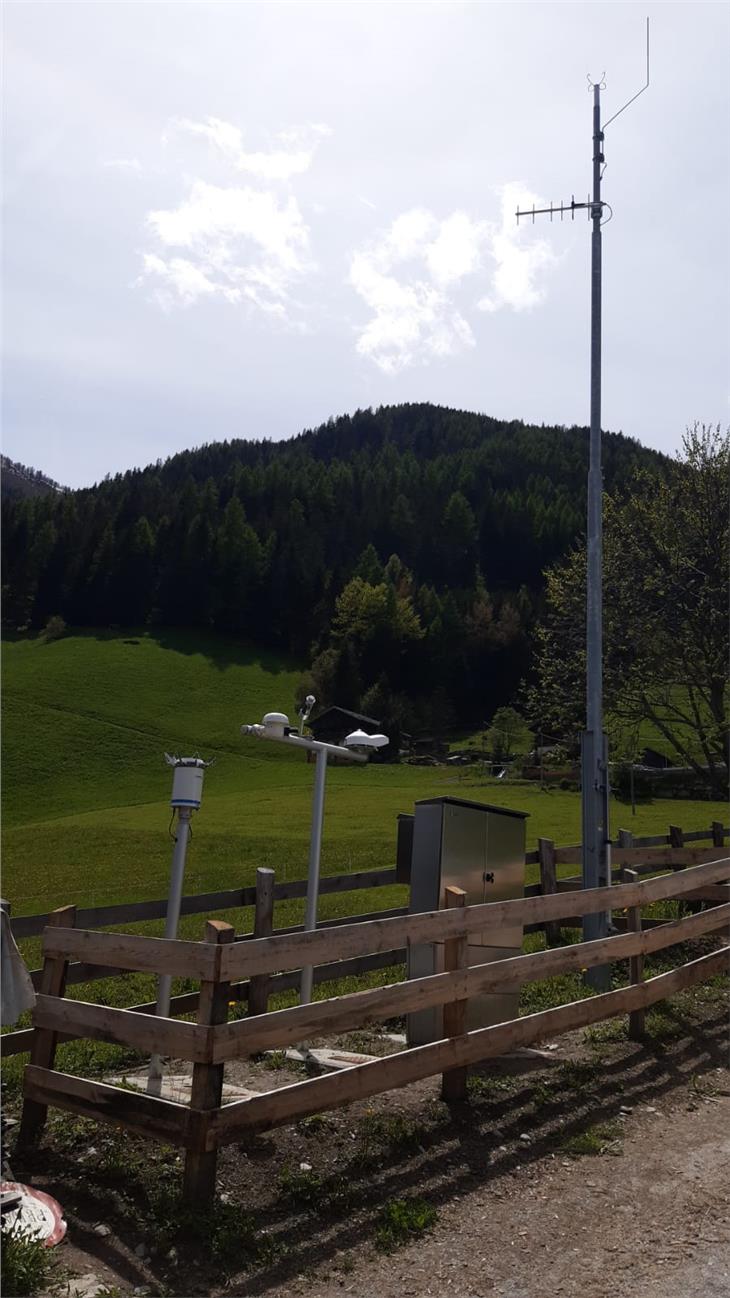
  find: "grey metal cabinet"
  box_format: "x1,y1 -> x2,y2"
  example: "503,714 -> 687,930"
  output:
404,796 -> 527,1045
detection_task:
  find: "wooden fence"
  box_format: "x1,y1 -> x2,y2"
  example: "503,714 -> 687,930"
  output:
16,851 -> 730,1204
3,820 -> 727,1057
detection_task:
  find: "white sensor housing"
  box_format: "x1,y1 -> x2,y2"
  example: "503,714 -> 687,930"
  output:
344,730 -> 389,749
262,711 -> 289,737
170,762 -> 205,809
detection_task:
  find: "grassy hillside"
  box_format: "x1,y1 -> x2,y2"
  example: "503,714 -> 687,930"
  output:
3,628 -> 306,826
3,629 -> 727,925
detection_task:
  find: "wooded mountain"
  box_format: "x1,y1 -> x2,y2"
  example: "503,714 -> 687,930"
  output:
2,404 -> 666,732
1,456 -> 65,501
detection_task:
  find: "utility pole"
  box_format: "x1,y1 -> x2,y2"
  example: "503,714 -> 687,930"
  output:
581,77 -> 611,984
516,24 -> 649,990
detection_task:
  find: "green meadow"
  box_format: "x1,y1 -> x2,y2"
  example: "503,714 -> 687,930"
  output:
2,628 -> 726,1088
3,629 -> 726,924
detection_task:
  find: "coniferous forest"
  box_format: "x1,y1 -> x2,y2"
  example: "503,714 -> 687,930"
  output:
2,404 -> 666,733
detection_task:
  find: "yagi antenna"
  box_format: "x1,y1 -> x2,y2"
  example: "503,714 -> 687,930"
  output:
603,17 -> 650,129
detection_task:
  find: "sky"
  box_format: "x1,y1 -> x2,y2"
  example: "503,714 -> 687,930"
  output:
3,1 -> 729,488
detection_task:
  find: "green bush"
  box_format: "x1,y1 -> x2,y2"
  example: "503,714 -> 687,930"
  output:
41,615 -> 67,642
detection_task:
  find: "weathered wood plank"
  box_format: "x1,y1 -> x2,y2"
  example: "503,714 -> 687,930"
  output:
31,996 -> 210,1061
441,888 -> 468,1101
209,947 -> 730,1145
29,914 -> 409,991
18,906 -> 76,1143
563,847 -> 721,869
10,868 -> 401,940
41,928 -> 219,979
2,950 -> 411,1059
683,885 -> 730,903
538,838 -> 560,946
23,1065 -> 192,1146
248,869 -> 275,1017
31,962 -> 130,991
234,906 -> 408,944
221,857 -> 730,980
183,920 -> 234,1204
553,847 -> 583,865
624,870 -> 645,1041
212,902 -> 730,1061
1,1028 -> 37,1057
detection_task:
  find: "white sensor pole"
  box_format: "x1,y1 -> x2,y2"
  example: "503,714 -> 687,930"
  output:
147,755 -> 209,1096
299,746 -> 328,1005
241,709 -> 388,1004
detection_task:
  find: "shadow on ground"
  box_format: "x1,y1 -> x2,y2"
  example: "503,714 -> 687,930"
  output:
10,994 -> 728,1296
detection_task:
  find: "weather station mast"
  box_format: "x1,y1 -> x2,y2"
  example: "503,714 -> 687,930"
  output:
516,21 -> 650,989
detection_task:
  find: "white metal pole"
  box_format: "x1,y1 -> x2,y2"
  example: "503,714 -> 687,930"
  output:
147,806 -> 192,1095
299,748 -> 328,1005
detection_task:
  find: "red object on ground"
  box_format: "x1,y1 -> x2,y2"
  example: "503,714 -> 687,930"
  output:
0,1182 -> 66,1246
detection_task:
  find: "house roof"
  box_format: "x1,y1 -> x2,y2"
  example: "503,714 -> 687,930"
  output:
309,706 -> 381,730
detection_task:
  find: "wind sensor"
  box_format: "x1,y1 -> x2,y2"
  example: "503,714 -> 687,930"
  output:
516,19 -> 650,989
241,703 -> 389,1002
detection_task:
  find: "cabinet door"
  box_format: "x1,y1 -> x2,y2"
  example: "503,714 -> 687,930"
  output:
480,813 -> 525,948
440,803 -> 487,905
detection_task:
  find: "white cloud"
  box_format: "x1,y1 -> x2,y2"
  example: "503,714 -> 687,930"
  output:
141,254 -> 220,309
350,186 -> 555,372
139,119 -> 326,321
349,214 -> 478,374
426,211 -> 489,287
141,181 -> 313,314
168,116 -> 329,181
478,183 -> 555,313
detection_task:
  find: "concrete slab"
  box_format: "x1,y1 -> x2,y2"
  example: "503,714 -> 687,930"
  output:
107,1072 -> 257,1104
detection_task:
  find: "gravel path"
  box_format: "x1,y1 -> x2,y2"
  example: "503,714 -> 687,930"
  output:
262,1084 -> 729,1298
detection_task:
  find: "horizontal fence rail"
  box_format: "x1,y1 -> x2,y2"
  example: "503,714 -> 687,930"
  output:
9,867 -> 400,940
219,856 -> 730,981
9,825 -> 727,941
211,901 -> 730,1062
4,830 -> 728,1059
208,946 -> 730,1146
13,851 -> 730,1208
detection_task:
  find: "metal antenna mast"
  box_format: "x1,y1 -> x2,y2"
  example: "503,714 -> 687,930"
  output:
517,20 -> 649,990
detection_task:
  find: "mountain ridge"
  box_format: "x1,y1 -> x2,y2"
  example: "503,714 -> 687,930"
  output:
2,403 -> 668,730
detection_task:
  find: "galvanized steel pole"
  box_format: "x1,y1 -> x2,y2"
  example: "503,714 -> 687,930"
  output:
581,83 -> 611,987
299,747 -> 329,1005
516,29 -> 650,989
148,805 -> 193,1095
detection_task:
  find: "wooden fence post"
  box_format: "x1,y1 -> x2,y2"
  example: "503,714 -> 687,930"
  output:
617,829 -> 634,882
623,870 -> 645,1041
183,920 -> 235,1206
538,839 -> 560,947
248,868 -> 275,1017
711,822 -> 725,848
669,825 -> 684,850
18,905 -> 76,1144
441,887 -> 468,1102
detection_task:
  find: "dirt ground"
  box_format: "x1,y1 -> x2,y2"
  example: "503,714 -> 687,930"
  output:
8,986 -> 728,1298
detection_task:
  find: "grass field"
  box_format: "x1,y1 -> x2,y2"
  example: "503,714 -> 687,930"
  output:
3,627 -> 727,921
2,627 -> 727,1089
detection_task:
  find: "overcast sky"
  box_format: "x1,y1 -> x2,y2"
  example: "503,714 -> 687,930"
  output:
3,1 -> 728,488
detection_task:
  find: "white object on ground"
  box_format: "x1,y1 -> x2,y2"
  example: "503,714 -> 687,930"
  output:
1,910 -> 36,1026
